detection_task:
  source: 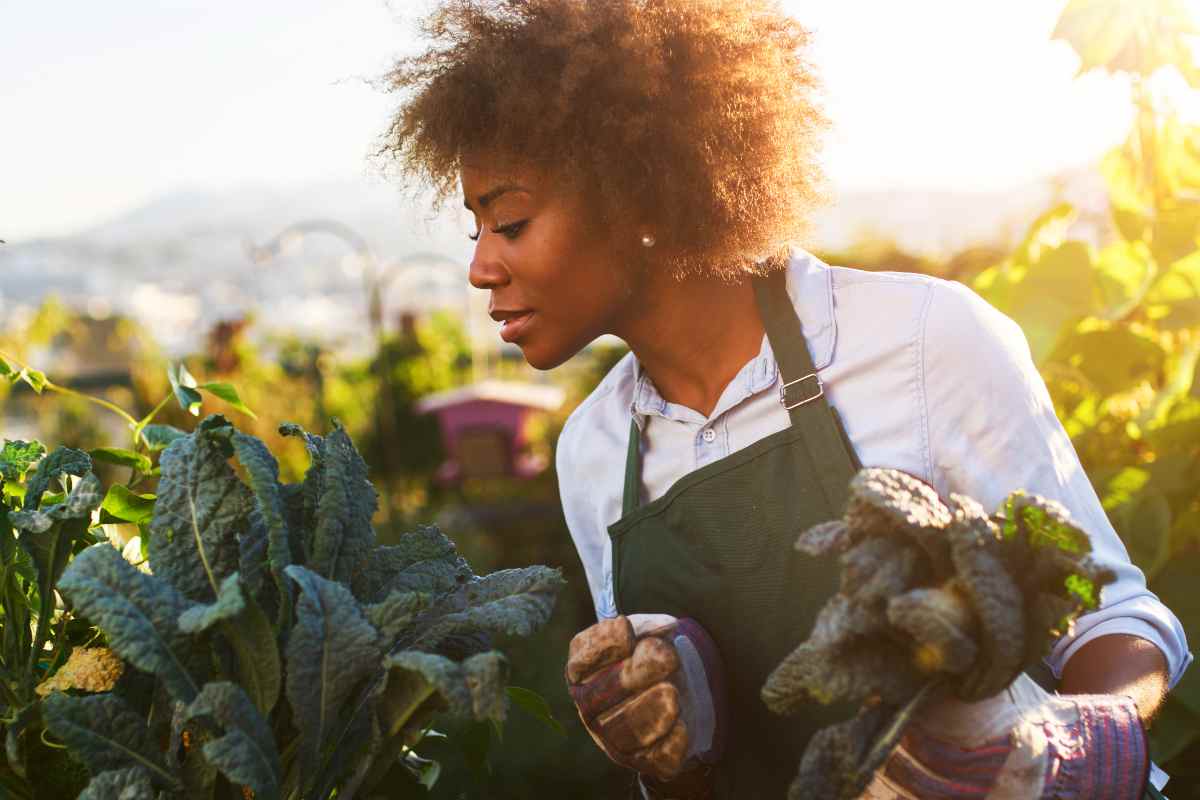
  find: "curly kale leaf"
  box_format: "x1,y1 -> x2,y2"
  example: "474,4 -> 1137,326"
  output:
408,566 -> 565,654
947,497 -> 1026,700
178,571 -> 281,714
11,471 -> 103,534
58,544 -> 201,703
184,682 -> 282,800
365,590 -> 431,644
22,446 -> 90,510
308,426 -> 377,585
382,650 -> 509,725
227,430 -> 293,625
284,565 -> 382,793
279,422 -> 325,552
149,420 -> 253,602
789,702 -> 892,800
42,693 -> 177,788
77,767 -> 158,800
352,525 -> 474,603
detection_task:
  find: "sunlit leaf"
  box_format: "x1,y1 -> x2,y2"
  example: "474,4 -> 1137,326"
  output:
1151,200 -> 1200,268
1146,250 -> 1200,328
1101,469 -> 1172,578
199,382 -> 258,420
1012,203 -> 1078,267
100,485 -> 156,525
1159,116 -> 1200,194
979,241 -> 1097,363
1093,241 -> 1155,316
90,447 -> 153,475
1052,0 -> 1200,80
168,363 -> 202,417
19,368 -> 47,394
1051,328 -> 1166,395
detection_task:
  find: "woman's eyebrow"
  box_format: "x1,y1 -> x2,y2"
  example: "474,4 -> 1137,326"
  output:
463,182 -> 530,210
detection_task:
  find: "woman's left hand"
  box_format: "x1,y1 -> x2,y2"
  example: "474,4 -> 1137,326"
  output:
861,673 -> 1149,799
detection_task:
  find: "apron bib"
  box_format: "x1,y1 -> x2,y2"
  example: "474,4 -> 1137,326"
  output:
607,268 -> 861,798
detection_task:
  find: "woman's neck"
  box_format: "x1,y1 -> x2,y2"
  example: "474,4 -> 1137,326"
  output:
618,272 -> 765,418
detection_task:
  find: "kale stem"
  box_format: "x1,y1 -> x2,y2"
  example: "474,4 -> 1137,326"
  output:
131,393 -> 172,448
44,383 -> 138,428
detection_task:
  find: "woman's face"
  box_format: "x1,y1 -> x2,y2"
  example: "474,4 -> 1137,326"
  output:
461,158 -> 638,370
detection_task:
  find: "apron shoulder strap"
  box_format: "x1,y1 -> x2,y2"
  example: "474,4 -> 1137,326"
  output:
752,266 -> 860,512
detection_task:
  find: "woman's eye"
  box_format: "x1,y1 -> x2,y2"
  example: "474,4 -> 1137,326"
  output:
467,219 -> 528,242
494,220 -> 528,240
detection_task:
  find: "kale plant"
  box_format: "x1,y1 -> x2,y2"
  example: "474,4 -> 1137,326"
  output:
761,468 -> 1114,800
45,415 -> 565,799
0,441 -> 106,797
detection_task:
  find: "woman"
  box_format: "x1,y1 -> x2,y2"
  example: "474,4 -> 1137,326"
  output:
382,1 -> 1190,797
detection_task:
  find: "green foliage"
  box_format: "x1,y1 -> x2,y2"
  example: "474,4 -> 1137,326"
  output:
1053,0 -> 1200,84
971,0 -> 1200,770
45,417 -> 564,799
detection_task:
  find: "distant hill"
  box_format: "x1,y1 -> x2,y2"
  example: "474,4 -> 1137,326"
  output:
0,168 -> 1109,356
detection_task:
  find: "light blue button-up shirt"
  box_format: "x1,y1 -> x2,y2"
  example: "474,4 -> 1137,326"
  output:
556,249 -> 1192,688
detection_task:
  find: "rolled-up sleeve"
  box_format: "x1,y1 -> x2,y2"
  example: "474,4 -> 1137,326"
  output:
921,279 -> 1192,688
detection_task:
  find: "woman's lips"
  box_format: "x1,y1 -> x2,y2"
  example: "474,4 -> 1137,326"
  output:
499,310 -> 535,343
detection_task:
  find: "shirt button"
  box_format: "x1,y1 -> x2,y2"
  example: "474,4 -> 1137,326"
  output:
701,428 -> 716,443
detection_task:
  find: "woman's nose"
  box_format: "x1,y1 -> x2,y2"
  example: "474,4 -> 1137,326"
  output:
468,238 -> 510,290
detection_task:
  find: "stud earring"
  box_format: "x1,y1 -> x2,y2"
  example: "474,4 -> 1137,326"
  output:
640,232 -> 656,248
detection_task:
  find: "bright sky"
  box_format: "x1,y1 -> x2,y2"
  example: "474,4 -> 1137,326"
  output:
0,1 -> 1193,241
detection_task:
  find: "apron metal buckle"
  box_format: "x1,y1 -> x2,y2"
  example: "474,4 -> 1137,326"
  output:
779,373 -> 823,410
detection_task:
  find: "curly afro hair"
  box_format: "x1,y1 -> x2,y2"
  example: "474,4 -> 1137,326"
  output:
380,0 -> 828,279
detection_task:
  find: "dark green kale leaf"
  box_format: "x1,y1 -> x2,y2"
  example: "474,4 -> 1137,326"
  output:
140,424 -> 187,453
227,430 -> 293,626
184,682 -> 282,800
365,590 -> 431,644
408,566 -> 566,653
77,767 -> 158,800
382,650 -> 509,723
278,422 -> 325,552
179,573 -> 281,715
308,426 -> 377,585
58,544 -> 201,703
149,420 -> 253,602
352,526 -> 474,603
10,471 -> 102,533
42,693 -> 177,788
22,446 -> 91,510
767,468 -> 1116,800
284,565 -> 382,793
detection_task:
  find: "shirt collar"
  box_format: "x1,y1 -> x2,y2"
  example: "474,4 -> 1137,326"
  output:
626,248 -> 838,426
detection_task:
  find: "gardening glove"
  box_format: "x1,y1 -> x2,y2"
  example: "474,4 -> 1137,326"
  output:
566,614 -> 727,793
860,673 -> 1149,800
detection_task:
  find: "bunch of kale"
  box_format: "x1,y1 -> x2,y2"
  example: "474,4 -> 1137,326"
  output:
761,468 -> 1114,800
43,415 -> 564,800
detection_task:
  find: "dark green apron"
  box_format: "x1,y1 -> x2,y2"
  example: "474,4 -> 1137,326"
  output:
607,269 -> 860,798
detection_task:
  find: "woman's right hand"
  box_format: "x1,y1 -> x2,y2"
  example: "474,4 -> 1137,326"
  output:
565,614 -> 726,792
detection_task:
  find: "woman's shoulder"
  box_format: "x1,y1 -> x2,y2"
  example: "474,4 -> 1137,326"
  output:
816,258 -> 1028,360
